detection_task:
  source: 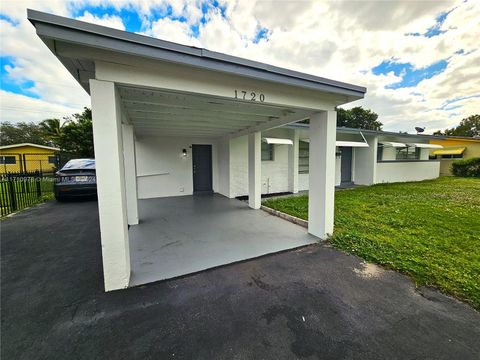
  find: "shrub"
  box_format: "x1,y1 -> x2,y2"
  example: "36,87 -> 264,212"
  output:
451,157 -> 480,177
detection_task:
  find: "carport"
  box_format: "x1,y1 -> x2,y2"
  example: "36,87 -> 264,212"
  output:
28,9 -> 366,291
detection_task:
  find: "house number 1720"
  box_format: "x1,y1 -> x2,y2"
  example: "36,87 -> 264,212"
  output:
234,90 -> 265,102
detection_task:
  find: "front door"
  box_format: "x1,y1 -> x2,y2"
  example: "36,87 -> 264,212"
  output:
192,144 -> 213,193
340,147 -> 353,183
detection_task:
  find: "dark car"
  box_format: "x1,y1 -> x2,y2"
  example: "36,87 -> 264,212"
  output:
54,159 -> 96,201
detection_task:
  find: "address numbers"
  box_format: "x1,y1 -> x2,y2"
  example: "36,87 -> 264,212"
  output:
234,90 -> 265,102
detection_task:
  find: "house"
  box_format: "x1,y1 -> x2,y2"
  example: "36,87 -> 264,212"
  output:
226,126 -> 443,198
0,143 -> 59,174
429,136 -> 480,176
29,10 -> 366,291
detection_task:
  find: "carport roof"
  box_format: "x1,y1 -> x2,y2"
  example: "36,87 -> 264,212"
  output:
27,9 -> 366,99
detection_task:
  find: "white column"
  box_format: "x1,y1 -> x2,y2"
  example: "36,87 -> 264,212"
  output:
248,132 -> 261,209
122,123 -> 139,225
90,79 -> 130,291
288,129 -> 299,193
308,111 -> 336,239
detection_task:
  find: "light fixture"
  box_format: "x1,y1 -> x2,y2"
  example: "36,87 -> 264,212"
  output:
182,148 -> 188,157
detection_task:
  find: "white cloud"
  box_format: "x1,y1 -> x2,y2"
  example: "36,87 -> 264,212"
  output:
75,11 -> 125,30
0,90 -> 83,123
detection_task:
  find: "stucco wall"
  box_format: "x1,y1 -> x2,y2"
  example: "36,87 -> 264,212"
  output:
376,161 -> 440,183
230,128 -> 295,197
135,136 -> 218,199
353,135 -> 377,185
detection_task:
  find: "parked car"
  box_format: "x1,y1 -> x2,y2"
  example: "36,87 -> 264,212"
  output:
54,159 -> 96,200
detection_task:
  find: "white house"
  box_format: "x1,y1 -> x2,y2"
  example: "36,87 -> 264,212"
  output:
223,125 -> 442,198
29,10 -> 367,291
293,125 -> 443,188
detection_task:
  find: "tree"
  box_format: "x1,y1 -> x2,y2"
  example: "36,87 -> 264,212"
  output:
436,115 -> 480,137
336,107 -> 383,131
39,118 -> 70,146
58,107 -> 94,158
0,121 -> 49,146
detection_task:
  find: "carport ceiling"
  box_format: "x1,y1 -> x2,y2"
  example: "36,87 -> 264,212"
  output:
119,86 -> 310,137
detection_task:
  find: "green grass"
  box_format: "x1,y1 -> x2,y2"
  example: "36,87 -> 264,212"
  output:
0,178 -> 54,217
263,177 -> 480,309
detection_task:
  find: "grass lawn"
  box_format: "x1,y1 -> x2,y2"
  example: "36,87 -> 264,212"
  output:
0,178 -> 54,217
263,177 -> 480,309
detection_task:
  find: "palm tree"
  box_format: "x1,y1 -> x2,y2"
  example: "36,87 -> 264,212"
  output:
39,118 -> 69,146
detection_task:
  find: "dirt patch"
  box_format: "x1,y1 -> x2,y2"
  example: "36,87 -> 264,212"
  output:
353,262 -> 384,279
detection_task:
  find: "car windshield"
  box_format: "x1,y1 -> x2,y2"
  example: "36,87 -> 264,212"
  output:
61,159 -> 95,170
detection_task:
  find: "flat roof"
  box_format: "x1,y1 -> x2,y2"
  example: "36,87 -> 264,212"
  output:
288,123 -> 444,140
27,9 -> 366,99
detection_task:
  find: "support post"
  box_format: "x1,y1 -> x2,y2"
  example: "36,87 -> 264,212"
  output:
248,132 -> 261,209
288,129 -> 299,193
122,123 -> 139,225
90,79 -> 131,291
308,111 -> 336,239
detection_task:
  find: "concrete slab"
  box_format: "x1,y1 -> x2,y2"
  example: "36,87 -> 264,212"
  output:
128,194 -> 317,286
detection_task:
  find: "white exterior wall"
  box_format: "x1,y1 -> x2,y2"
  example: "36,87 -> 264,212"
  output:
299,174 -> 309,191
376,161 -> 440,183
135,136 -> 218,199
217,137 -> 231,198
353,135 -> 377,185
229,128 -> 296,197
230,136 -> 249,198
335,154 -> 342,186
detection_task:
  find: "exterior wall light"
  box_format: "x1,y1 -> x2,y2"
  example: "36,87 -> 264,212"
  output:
182,148 -> 188,158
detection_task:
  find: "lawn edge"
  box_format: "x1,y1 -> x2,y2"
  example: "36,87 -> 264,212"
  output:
261,205 -> 308,228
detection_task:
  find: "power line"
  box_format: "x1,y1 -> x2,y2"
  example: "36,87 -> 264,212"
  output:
1,106 -> 85,115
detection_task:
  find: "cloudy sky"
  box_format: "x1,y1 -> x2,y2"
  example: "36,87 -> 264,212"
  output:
0,0 -> 479,133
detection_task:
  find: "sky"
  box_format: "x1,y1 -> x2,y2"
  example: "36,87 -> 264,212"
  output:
0,0 -> 479,134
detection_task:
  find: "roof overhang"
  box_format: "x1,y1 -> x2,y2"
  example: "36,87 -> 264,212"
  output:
379,141 -> 406,148
407,143 -> 443,149
27,9 -> 366,102
0,143 -> 60,151
263,137 -> 293,145
433,147 -> 465,155
336,141 -> 369,147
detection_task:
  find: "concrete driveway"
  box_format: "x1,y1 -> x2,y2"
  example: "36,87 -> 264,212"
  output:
1,200 -> 479,360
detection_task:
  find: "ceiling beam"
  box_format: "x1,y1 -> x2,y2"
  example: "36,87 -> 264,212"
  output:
229,111 -> 312,138
131,122 -> 241,130
127,114 -> 266,125
124,105 -> 271,122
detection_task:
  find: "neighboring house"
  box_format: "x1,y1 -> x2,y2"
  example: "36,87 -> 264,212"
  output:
429,136 -> 480,176
0,143 -> 59,174
29,10 -> 366,291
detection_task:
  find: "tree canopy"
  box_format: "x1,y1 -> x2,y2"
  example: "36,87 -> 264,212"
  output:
336,107 -> 383,131
0,107 -> 94,158
0,121 -> 50,146
434,115 -> 480,137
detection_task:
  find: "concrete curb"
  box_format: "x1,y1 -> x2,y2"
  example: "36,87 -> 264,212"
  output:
261,205 -> 308,228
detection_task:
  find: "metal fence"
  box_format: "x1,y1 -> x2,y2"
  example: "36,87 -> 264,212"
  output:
0,171 -> 54,217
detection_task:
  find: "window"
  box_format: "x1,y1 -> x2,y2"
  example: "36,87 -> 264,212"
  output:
396,147 -> 420,160
0,156 -> 16,164
299,141 -> 309,173
377,145 -> 383,161
261,142 -> 274,161
48,156 -> 57,164
440,154 -> 464,159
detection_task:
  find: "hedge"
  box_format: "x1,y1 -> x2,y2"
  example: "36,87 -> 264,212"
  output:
451,157 -> 480,177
